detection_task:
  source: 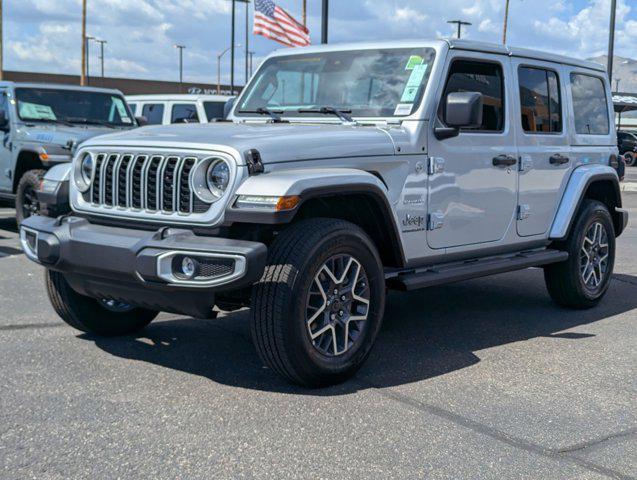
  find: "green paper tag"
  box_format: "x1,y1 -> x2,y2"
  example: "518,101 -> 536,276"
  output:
405,55 -> 424,70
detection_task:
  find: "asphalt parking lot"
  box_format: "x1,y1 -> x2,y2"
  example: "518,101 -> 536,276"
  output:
0,194 -> 636,480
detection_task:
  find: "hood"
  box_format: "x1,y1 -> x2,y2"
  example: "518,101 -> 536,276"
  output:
80,122 -> 397,164
16,124 -> 133,149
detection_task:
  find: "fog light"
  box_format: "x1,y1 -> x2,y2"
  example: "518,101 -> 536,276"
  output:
181,256 -> 197,278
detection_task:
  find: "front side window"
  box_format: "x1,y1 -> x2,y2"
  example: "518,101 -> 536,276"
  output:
571,73 -> 609,135
141,103 -> 164,125
171,103 -> 199,123
203,101 -> 225,121
238,47 -> 436,118
518,67 -> 562,133
15,88 -> 133,126
440,60 -> 505,132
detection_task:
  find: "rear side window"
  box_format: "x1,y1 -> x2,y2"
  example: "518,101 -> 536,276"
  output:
141,103 -> 164,125
203,101 -> 225,121
570,73 -> 609,135
171,103 -> 200,123
518,67 -> 562,133
441,60 -> 505,132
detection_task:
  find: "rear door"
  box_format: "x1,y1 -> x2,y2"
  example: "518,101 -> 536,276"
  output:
513,60 -> 571,236
427,52 -> 518,249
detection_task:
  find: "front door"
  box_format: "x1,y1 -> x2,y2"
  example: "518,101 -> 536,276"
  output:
513,60 -> 571,237
427,53 -> 518,249
0,91 -> 12,192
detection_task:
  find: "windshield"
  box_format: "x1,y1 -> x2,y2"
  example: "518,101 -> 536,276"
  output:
15,88 -> 134,127
237,47 -> 436,119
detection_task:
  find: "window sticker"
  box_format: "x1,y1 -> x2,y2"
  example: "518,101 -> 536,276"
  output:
112,96 -> 132,124
400,63 -> 428,103
394,103 -> 413,116
405,55 -> 424,70
18,102 -> 57,120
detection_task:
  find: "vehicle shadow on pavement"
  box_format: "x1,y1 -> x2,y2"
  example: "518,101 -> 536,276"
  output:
85,269 -> 637,395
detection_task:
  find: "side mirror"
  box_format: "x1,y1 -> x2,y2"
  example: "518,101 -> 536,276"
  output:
435,91 -> 483,140
135,116 -> 148,126
223,97 -> 236,120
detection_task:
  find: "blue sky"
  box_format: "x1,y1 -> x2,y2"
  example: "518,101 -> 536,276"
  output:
5,0 -> 637,85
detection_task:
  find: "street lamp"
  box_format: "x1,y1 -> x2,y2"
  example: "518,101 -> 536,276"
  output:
218,44 -> 242,94
174,44 -> 186,91
447,20 -> 472,39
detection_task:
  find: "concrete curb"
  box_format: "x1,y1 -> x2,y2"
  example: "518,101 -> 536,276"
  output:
621,182 -> 637,193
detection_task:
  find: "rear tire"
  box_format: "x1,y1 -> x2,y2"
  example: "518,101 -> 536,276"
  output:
624,152 -> 636,167
251,218 -> 386,388
544,200 -> 615,309
16,169 -> 45,226
45,269 -> 158,336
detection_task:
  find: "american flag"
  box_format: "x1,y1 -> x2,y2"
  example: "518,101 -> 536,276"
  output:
253,0 -> 311,48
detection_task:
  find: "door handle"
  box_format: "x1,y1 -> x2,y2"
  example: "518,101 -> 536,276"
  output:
492,155 -> 518,167
549,154 -> 570,165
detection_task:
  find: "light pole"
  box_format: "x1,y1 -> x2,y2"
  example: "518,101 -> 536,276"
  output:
85,35 -> 95,85
615,78 -> 621,92
447,20 -> 472,39
0,0 -> 4,81
321,0 -> 329,44
95,39 -> 107,79
218,44 -> 242,94
174,44 -> 186,91
81,0 -> 87,86
607,0 -> 617,83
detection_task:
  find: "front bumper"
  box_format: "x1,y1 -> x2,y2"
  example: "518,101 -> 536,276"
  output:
20,216 -> 267,318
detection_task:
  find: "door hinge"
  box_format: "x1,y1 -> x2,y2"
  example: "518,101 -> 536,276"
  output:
518,204 -> 531,220
427,157 -> 445,175
428,212 -> 445,230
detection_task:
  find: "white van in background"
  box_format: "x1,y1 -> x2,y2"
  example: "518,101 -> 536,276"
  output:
126,94 -> 230,125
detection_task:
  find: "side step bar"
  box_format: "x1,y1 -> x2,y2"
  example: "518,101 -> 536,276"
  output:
387,249 -> 569,291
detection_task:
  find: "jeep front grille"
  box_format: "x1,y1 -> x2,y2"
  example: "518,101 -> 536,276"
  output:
85,152 -> 208,215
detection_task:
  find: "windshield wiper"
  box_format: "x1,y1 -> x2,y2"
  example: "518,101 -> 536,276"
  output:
297,107 -> 354,123
64,117 -> 116,128
238,107 -> 287,123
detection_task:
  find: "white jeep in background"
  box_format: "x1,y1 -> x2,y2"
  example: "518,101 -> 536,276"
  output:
21,40 -> 628,387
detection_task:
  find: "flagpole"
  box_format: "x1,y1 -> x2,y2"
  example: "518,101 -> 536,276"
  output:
302,0 -> 307,26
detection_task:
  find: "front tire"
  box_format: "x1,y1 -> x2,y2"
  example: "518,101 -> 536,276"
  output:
544,200 -> 615,309
16,169 -> 45,225
251,219 -> 386,388
624,152 -> 636,167
45,270 -> 158,336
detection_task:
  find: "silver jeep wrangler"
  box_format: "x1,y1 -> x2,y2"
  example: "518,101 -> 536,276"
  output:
21,40 -> 628,387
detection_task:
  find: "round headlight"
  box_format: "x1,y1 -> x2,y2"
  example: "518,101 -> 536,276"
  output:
81,155 -> 94,184
206,159 -> 230,198
74,153 -> 94,192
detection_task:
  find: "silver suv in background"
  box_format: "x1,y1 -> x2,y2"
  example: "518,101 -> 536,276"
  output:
21,40 -> 628,387
126,94 -> 231,125
0,82 -> 137,223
